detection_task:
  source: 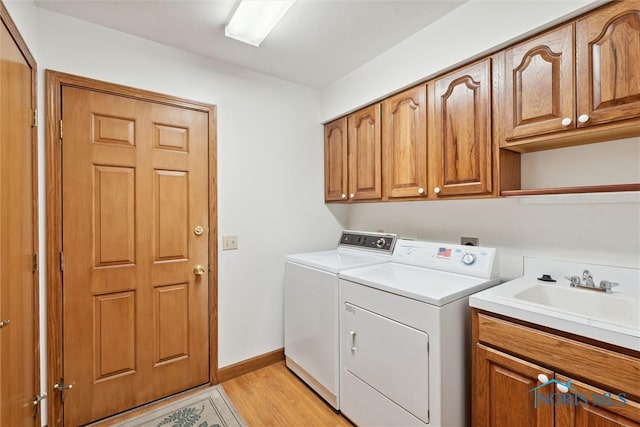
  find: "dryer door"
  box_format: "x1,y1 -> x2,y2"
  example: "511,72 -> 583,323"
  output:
343,302 -> 430,423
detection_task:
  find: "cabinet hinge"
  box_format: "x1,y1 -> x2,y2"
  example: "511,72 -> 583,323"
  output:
32,253 -> 39,273
60,252 -> 64,272
32,109 -> 38,127
33,393 -> 46,417
59,119 -> 63,140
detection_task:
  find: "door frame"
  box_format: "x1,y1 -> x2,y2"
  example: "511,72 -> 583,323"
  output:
45,70 -> 218,427
0,2 -> 40,425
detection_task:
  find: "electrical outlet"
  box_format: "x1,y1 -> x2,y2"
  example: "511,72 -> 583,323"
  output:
460,236 -> 479,246
222,235 -> 238,250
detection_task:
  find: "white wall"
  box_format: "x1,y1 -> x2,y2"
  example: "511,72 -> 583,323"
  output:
347,137 -> 640,279
320,0 -> 603,121
4,3 -> 347,421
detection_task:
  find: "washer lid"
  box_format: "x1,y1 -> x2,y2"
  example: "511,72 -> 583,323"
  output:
339,262 -> 499,306
286,248 -> 391,274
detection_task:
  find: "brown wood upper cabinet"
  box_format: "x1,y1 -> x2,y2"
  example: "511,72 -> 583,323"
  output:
324,117 -> 348,201
324,105 -> 382,202
576,1 -> 640,128
382,85 -> 427,200
348,104 -> 382,201
502,1 -> 640,151
503,24 -> 575,141
428,58 -> 493,198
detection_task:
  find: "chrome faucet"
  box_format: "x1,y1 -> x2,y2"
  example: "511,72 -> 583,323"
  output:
582,270 -> 594,286
565,269 -> 619,293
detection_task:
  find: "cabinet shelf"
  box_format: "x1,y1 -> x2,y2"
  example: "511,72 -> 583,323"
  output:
501,183 -> 640,197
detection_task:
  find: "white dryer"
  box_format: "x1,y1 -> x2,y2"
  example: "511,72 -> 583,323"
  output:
339,239 -> 498,426
284,231 -> 397,409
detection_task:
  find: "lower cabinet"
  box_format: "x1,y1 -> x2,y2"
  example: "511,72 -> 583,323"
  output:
472,310 -> 640,427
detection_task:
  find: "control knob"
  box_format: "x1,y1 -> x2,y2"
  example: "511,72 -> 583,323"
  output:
375,237 -> 386,248
461,252 -> 476,265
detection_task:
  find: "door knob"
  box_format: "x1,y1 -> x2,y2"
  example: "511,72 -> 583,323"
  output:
193,265 -> 206,276
561,117 -> 572,126
578,114 -> 590,123
0,319 -> 9,328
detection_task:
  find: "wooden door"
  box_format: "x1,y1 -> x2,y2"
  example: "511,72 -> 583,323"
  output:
0,5 -> 39,427
60,86 -> 210,426
555,375 -> 640,426
474,344 -> 554,427
576,2 -> 640,127
347,104 -> 381,201
324,117 -> 348,201
504,24 -> 575,140
382,85 -> 427,199
428,59 -> 492,198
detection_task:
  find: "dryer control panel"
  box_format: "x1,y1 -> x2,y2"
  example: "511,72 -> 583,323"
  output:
392,239 -> 498,279
339,231 -> 397,254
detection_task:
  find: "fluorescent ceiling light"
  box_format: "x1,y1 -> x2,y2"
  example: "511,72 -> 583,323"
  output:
225,1 -> 295,47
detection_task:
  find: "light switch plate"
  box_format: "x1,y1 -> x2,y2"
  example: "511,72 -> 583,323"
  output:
222,235 -> 238,250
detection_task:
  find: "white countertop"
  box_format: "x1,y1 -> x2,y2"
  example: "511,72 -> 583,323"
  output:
469,257 -> 640,351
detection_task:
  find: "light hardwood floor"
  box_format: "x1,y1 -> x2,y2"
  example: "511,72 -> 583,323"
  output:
90,361 -> 351,426
223,361 -> 353,427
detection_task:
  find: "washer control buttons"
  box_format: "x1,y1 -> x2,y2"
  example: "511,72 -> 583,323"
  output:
461,253 -> 476,265
375,238 -> 386,248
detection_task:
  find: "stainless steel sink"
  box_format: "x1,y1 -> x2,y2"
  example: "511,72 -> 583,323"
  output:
513,284 -> 639,329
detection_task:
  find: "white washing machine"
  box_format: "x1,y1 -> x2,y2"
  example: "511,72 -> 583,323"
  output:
284,231 -> 397,409
339,239 -> 498,426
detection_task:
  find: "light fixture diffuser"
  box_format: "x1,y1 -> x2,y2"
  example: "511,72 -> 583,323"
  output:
225,1 -> 295,47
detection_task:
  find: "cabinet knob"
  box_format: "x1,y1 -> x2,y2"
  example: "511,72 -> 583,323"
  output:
418,187 -> 425,195
341,193 -> 347,200
537,374 -> 549,384
350,193 -> 355,199
561,117 -> 572,126
578,114 -> 590,123
556,382 -> 569,393
434,187 -> 441,194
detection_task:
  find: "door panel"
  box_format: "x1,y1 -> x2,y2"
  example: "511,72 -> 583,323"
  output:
0,10 -> 38,427
62,86 -> 209,426
555,374 -> 640,426
324,118 -> 348,201
343,303 -> 429,423
576,3 -> 640,126
474,344 -> 554,427
347,104 -> 381,200
382,85 -> 427,199
429,59 -> 493,197
504,24 -> 575,139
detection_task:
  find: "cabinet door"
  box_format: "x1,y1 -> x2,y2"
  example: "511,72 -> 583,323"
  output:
474,344 -> 554,427
504,24 -> 575,140
555,374 -> 640,426
347,104 -> 381,201
429,59 -> 492,197
576,2 -> 640,127
382,85 -> 427,199
324,117 -> 348,201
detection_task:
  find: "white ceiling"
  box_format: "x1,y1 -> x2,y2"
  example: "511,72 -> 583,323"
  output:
34,0 -> 466,89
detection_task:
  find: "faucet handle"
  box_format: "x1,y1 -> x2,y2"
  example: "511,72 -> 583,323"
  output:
599,280 -> 619,293
565,275 -> 581,286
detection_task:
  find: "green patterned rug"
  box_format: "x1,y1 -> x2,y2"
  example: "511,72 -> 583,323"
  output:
115,386 -> 247,427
